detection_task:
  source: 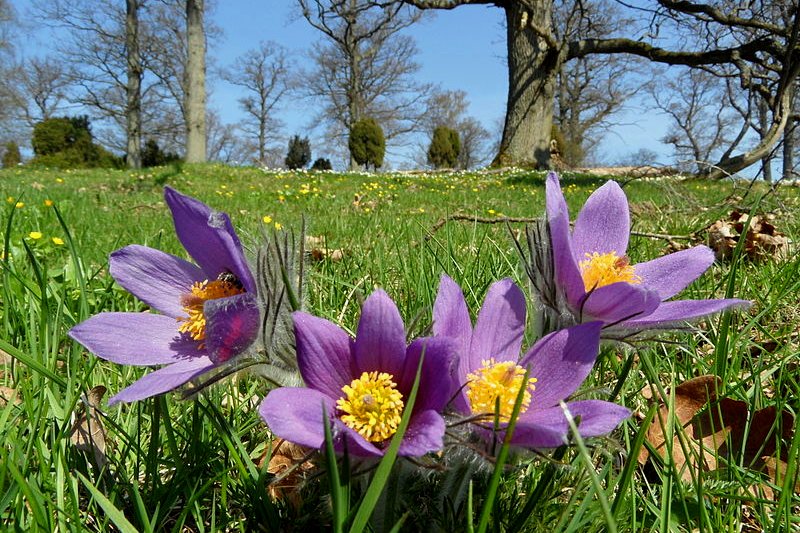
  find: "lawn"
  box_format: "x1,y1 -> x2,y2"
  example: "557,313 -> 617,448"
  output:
1,164 -> 799,531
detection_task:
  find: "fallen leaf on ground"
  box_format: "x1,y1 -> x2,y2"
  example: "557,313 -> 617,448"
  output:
261,438 -> 315,509
69,385 -> 108,469
638,375 -> 797,498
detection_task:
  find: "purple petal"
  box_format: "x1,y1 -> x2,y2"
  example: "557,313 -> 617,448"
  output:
397,410 -> 445,456
69,312 -> 203,366
512,399 -> 629,448
353,290 -> 407,379
618,298 -> 750,330
164,186 -> 256,293
259,387 -> 336,450
108,356 -> 216,405
508,415 -> 569,449
204,293 -> 260,364
635,246 -> 715,300
294,311 -> 355,399
336,423 -> 384,457
399,337 -> 456,413
572,180 -> 630,258
520,322 -> 601,408
432,274 -> 472,359
110,245 -> 204,318
560,400 -> 631,438
581,282 -> 661,324
468,278 -> 526,366
545,172 -> 585,308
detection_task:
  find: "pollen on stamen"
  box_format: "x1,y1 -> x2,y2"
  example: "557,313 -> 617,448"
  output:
177,278 -> 245,342
337,371 -> 404,443
579,251 -> 641,292
466,359 -> 537,421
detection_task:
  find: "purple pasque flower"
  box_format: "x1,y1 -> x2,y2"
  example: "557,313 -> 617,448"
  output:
434,275 -> 629,449
545,172 -> 747,333
259,290 -> 455,457
69,187 -> 260,405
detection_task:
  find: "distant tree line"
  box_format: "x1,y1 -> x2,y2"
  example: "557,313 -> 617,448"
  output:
0,0 -> 797,179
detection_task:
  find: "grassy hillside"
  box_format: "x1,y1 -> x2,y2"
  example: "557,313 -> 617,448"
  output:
1,164 -> 798,531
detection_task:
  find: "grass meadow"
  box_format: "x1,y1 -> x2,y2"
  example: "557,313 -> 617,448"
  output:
1,164 -> 799,532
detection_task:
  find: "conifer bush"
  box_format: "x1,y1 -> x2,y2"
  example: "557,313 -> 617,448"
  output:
1,141 -> 21,168
348,117 -> 385,170
311,157 -> 332,170
427,126 -> 461,169
285,135 -> 311,169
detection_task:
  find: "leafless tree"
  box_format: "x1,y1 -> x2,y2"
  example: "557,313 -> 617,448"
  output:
32,0 -> 153,167
420,89 -> 491,168
206,108 -> 248,164
650,68 -> 739,173
403,0 -> 800,177
299,0 -> 430,168
7,56 -> 72,127
222,41 -> 291,165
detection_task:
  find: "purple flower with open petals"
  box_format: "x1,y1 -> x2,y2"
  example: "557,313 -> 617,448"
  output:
434,275 -> 629,449
69,187 -> 260,405
545,172 -> 747,333
259,290 -> 455,457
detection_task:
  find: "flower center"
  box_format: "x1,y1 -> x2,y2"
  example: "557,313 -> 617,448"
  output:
177,278 -> 245,341
337,371 -> 404,443
466,359 -> 537,421
579,252 -> 641,292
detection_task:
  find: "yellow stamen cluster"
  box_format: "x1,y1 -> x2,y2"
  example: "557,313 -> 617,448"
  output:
337,371 -> 404,443
177,279 -> 244,341
466,359 -> 537,420
579,251 -> 641,292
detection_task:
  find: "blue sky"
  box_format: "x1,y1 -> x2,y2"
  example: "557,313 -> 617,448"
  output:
11,0 -> 673,167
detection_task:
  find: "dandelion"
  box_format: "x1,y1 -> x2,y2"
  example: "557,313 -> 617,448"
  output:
544,172 -> 747,333
15,202 -> 24,209
260,290 -> 455,457
29,231 -> 43,240
5,196 -> 13,204
434,275 -> 629,448
52,237 -> 65,246
44,200 -> 54,207
69,187 -> 260,405
262,215 -> 273,224
55,178 -> 64,183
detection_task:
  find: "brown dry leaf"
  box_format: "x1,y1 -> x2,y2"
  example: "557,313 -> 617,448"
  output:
639,375 -> 796,497
707,210 -> 790,261
69,385 -> 108,469
304,235 -> 325,248
260,438 -> 315,509
0,385 -> 21,406
309,247 -> 345,262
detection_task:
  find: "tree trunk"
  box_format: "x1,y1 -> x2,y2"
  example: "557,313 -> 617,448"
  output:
125,0 -> 141,169
758,98 -> 772,182
492,0 -> 557,169
783,82 -> 796,181
185,0 -> 206,163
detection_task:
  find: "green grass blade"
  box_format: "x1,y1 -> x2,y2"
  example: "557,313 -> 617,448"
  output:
561,401 -> 617,533
348,351 -> 425,533
323,403 -> 347,533
477,367 -> 531,533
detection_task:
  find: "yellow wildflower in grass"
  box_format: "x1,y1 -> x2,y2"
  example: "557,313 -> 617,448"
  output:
55,178 -> 64,183
262,215 -> 273,224
6,196 -> 14,204
52,237 -> 64,246
487,209 -> 496,215
44,199 -> 54,207
274,222 -> 283,230
15,202 -> 24,209
29,231 -> 43,240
